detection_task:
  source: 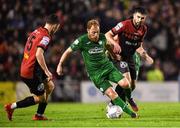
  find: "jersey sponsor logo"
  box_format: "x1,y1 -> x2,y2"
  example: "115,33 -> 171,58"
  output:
73,39 -> 79,45
40,36 -> 50,46
125,41 -> 138,46
114,22 -> 123,31
88,47 -> 103,54
120,61 -> 128,68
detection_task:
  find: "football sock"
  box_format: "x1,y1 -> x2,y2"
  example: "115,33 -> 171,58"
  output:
37,102 -> 47,115
124,88 -> 132,100
132,85 -> 135,91
16,96 -> 35,108
115,85 -> 126,102
11,103 -> 17,109
112,97 -> 134,116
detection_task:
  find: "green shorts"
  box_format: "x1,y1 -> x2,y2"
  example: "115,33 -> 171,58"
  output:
89,67 -> 124,93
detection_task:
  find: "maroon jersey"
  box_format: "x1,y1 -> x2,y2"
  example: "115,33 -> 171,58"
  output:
20,27 -> 51,78
112,19 -> 147,58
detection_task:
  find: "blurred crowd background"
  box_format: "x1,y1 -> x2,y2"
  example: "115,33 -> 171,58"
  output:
0,0 -> 180,101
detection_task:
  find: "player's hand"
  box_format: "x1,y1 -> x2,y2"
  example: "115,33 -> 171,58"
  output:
45,70 -> 53,81
113,43 -> 121,54
115,54 -> 121,61
56,64 -> 63,76
141,51 -> 146,58
141,51 -> 154,65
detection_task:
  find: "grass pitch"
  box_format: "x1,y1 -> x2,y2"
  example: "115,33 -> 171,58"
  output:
1,102 -> 180,127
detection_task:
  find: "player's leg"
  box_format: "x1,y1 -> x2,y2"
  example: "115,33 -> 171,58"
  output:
104,85 -> 137,118
121,72 -> 132,100
4,77 -> 44,121
126,62 -> 139,112
131,80 -> 136,91
113,61 -> 132,103
34,80 -> 54,120
107,65 -> 128,108
33,94 -> 48,120
115,85 -> 126,102
126,79 -> 138,112
117,73 -> 138,111
106,67 -> 138,117
115,60 -> 139,112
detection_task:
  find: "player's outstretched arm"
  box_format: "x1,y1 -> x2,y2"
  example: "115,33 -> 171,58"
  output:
56,47 -> 73,75
105,31 -> 121,54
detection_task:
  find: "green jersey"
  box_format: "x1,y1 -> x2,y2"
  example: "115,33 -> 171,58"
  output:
70,33 -> 114,75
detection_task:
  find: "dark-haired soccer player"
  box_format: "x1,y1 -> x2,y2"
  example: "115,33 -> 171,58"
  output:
56,19 -> 138,118
4,14 -> 61,121
105,7 -> 153,112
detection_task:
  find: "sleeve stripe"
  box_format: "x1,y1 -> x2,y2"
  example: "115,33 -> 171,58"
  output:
37,45 -> 45,51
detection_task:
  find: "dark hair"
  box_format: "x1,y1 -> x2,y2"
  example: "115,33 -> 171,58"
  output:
131,7 -> 147,15
46,14 -> 60,24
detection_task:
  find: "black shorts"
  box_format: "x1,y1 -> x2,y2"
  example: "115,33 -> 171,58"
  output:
21,66 -> 47,96
112,57 -> 137,80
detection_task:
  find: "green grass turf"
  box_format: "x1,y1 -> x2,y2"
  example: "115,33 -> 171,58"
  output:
1,102 -> 180,127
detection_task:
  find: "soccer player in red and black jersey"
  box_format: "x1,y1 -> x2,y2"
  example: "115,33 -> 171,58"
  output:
4,14 -> 61,121
106,7 -> 153,112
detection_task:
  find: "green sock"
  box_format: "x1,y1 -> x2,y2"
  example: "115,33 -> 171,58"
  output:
124,88 -> 132,100
112,97 -> 134,116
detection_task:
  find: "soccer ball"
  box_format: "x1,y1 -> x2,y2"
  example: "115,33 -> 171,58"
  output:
106,105 -> 123,119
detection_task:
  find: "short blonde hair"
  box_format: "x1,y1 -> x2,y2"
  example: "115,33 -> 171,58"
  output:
87,19 -> 100,29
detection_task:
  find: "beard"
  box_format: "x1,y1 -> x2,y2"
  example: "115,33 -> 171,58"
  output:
90,36 -> 99,42
91,38 -> 98,42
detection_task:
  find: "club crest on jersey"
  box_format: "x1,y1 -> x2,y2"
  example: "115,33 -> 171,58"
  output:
73,39 -> 79,45
134,32 -> 141,40
114,22 -> 123,31
120,61 -> 128,68
98,41 -> 103,45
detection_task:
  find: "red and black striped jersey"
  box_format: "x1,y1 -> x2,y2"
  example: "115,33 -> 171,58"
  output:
112,19 -> 147,58
20,27 -> 51,78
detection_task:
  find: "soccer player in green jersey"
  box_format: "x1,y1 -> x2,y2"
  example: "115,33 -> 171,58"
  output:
56,19 -> 138,118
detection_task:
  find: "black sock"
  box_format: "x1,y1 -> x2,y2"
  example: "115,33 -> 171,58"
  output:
132,85 -> 135,91
37,102 -> 47,115
110,86 -> 126,104
115,85 -> 126,102
16,96 -> 35,108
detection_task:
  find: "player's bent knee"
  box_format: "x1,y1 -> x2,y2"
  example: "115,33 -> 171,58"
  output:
46,81 -> 55,94
105,87 -> 119,100
118,78 -> 130,89
33,95 -> 44,103
36,95 -> 46,103
33,96 -> 40,103
48,83 -> 54,92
